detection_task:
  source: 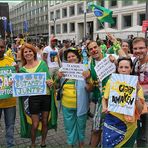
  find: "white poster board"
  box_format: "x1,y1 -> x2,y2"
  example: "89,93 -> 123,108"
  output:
108,73 -> 138,116
61,63 -> 86,80
94,57 -> 116,81
12,73 -> 47,97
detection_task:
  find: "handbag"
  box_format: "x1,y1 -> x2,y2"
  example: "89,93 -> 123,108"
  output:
56,79 -> 67,101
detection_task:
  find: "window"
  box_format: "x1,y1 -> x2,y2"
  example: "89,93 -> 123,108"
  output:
122,1 -> 132,6
56,9 -> 60,19
50,11 -> 54,20
62,8 -> 67,18
69,5 -> 75,16
55,0 -> 60,4
50,1 -> 54,6
51,26 -> 54,34
56,24 -> 61,34
110,0 -> 117,7
70,22 -> 75,32
77,3 -> 83,15
110,16 -> 117,28
138,13 -> 145,26
122,15 -> 132,28
63,23 -> 67,33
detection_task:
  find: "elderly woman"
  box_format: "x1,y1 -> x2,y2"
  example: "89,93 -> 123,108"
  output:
19,43 -> 57,148
58,48 -> 90,148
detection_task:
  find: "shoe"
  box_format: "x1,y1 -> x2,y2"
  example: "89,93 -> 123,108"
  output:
40,144 -> 46,147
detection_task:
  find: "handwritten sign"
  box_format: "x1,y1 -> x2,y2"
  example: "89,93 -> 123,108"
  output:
94,57 -> 116,81
108,73 -> 138,116
12,73 -> 47,97
61,63 -> 86,80
0,66 -> 16,99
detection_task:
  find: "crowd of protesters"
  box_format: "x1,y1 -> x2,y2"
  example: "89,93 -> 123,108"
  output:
0,32 -> 148,148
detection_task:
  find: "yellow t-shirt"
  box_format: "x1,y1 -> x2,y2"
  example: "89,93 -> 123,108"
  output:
0,56 -> 16,108
104,79 -> 144,147
62,80 -> 76,108
5,48 -> 14,60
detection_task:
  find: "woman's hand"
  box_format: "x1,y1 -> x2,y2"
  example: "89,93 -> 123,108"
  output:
8,80 -> 13,86
85,83 -> 93,92
108,55 -> 116,63
107,32 -> 117,43
102,107 -> 108,113
46,79 -> 54,87
58,71 -> 64,79
82,70 -> 90,79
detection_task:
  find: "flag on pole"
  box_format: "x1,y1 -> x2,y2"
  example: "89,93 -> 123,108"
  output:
88,2 -> 114,24
9,21 -> 13,34
23,20 -> 28,33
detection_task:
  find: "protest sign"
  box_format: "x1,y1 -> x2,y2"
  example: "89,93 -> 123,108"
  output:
108,73 -> 138,116
0,66 -> 16,99
94,57 -> 116,81
12,73 -> 46,97
61,63 -> 86,80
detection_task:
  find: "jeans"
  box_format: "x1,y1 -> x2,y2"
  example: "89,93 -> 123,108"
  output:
0,106 -> 16,147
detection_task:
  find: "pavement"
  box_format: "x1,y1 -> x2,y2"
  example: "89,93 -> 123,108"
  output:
0,101 -> 94,148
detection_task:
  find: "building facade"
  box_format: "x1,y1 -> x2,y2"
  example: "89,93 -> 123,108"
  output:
9,0 -> 48,42
0,3 -> 9,39
9,0 -> 146,44
48,0 -> 146,44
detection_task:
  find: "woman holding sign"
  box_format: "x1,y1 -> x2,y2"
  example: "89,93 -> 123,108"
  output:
19,43 -> 57,148
102,57 -> 144,147
58,48 -> 90,148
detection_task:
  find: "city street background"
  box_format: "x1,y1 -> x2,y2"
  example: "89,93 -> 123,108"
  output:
0,101 -> 94,147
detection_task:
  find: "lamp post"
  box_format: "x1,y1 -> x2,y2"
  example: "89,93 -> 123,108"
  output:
84,2 -> 87,40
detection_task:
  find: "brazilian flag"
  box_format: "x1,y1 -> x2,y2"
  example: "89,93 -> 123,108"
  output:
19,88 -> 57,138
88,2 -> 114,24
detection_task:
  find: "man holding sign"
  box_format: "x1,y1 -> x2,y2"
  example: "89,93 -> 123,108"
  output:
102,57 -> 144,147
0,39 -> 16,147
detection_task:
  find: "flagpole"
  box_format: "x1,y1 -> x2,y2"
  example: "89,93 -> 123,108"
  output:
99,21 -> 107,34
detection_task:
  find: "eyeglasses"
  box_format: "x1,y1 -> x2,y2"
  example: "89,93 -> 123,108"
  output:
133,47 -> 146,50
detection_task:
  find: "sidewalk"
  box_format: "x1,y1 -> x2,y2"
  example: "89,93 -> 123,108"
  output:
0,101 -> 93,147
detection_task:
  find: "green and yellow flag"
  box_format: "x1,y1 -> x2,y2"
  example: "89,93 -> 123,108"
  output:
88,2 -> 114,24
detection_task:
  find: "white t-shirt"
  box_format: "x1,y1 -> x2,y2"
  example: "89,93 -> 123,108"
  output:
43,46 -> 59,68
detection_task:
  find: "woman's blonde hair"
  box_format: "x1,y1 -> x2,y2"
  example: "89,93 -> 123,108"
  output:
20,43 -> 37,66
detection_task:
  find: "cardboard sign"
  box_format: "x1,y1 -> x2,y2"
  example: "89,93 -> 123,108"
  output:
94,57 -> 116,81
61,63 -> 86,80
12,73 -> 47,97
0,66 -> 16,99
108,73 -> 138,116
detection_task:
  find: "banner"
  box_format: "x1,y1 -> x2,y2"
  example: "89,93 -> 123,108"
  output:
12,73 -> 47,97
0,66 -> 16,99
94,57 -> 116,81
61,63 -> 86,80
108,73 -> 138,116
